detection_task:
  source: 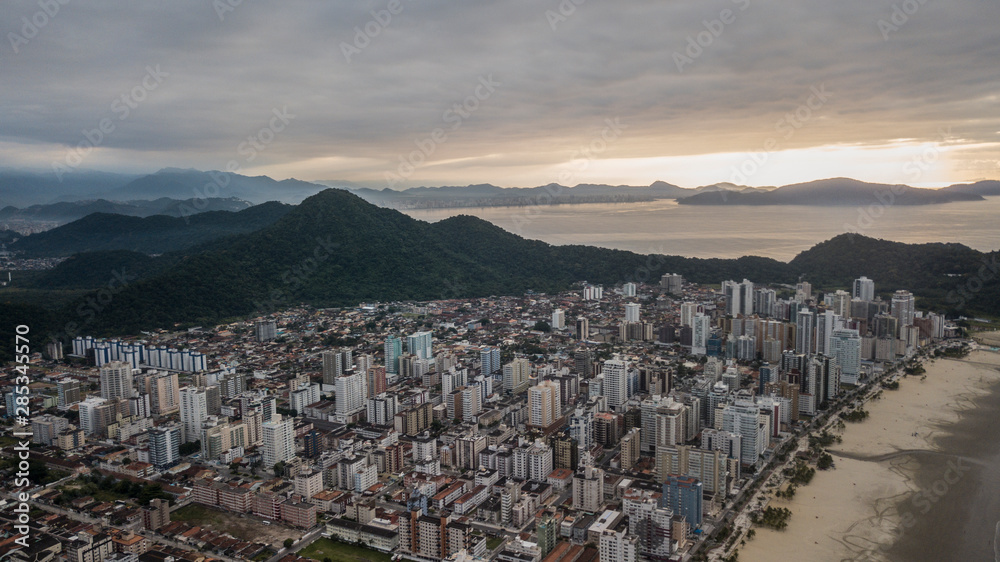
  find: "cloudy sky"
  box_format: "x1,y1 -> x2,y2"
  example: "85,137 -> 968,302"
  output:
2,0 -> 998,188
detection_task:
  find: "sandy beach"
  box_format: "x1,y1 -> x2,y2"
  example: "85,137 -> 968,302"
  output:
741,342 -> 1000,562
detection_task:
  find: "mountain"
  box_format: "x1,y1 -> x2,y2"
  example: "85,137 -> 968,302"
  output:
0,169 -> 140,207
942,180 -> 1000,197
107,168 -> 328,204
32,188 -> 798,336
9,201 -> 292,257
677,178 -> 985,206
5,188 -> 1000,353
0,197 -> 252,224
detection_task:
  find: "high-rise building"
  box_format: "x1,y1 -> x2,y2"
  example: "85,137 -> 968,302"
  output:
660,273 -> 684,295
891,290 -> 916,327
622,282 -> 637,297
78,396 -> 107,435
255,319 -> 277,342
179,387 -> 208,443
537,515 -> 558,557
502,358 -> 530,394
407,331 -> 433,360
367,366 -> 387,398
572,465 -> 604,512
830,328 -> 862,385
831,290 -> 852,318
853,276 -> 875,301
663,475 -> 703,527
262,416 -> 295,469
99,361 -> 134,400
335,371 -> 367,416
624,303 -> 641,323
570,407 -> 594,451
680,302 -> 699,328
57,379 -> 81,410
480,347 -> 500,376
602,359 -> 630,412
576,317 -> 590,340
149,425 -> 181,468
322,349 -> 352,385
620,427 -> 640,471
723,279 -> 755,317
599,528 -> 638,562
795,309 -> 815,355
691,313 -> 711,355
552,308 -> 566,330
528,380 -> 561,428
384,336 -> 402,375
795,281 -> 812,304
141,371 -> 180,415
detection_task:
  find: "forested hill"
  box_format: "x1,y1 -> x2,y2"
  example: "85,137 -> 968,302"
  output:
3,189 -> 997,357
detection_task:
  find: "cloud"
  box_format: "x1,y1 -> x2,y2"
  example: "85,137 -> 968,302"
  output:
1,0 -> 997,187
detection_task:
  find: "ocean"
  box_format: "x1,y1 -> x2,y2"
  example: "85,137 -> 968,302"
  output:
402,196 -> 1000,261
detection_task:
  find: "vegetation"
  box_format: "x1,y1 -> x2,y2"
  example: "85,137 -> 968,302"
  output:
786,462 -> 816,485
882,380 -> 900,390
840,408 -> 870,423
57,473 -> 169,505
752,507 -> 793,530
817,452 -> 835,470
0,458 -> 68,486
6,190 -> 1000,361
11,202 -> 292,258
296,537 -> 392,562
179,440 -> 201,456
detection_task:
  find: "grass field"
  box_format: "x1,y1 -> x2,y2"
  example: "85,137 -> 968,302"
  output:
297,537 -> 392,562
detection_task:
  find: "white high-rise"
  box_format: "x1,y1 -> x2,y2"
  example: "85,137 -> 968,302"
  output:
891,290 -> 916,327
624,303 -> 640,323
179,387 -> 208,443
503,358 -> 530,394
602,359 -> 630,412
551,309 -> 566,330
262,416 -> 295,468
796,309 -> 815,355
692,313 -> 711,355
853,276 -> 875,301
99,361 -> 134,400
831,328 -> 862,385
622,282 -> 637,297
680,302 -> 699,327
407,331 -> 433,360
335,371 -> 367,415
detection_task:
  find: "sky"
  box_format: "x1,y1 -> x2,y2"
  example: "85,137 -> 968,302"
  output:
2,0 -> 999,189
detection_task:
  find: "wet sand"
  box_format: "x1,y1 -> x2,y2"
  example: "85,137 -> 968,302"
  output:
741,346 -> 1000,562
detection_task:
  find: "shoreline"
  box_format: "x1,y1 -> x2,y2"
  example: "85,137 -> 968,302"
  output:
740,343 -> 1000,562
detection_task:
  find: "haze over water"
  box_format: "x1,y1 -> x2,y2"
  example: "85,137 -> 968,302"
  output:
403,196 -> 1000,261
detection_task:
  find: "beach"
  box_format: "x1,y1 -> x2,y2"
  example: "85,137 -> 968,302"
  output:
741,342 -> 1000,562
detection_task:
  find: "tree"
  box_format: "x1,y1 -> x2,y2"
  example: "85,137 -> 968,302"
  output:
179,440 -> 201,456
274,462 -> 285,476
533,321 -> 551,332
283,538 -> 294,549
